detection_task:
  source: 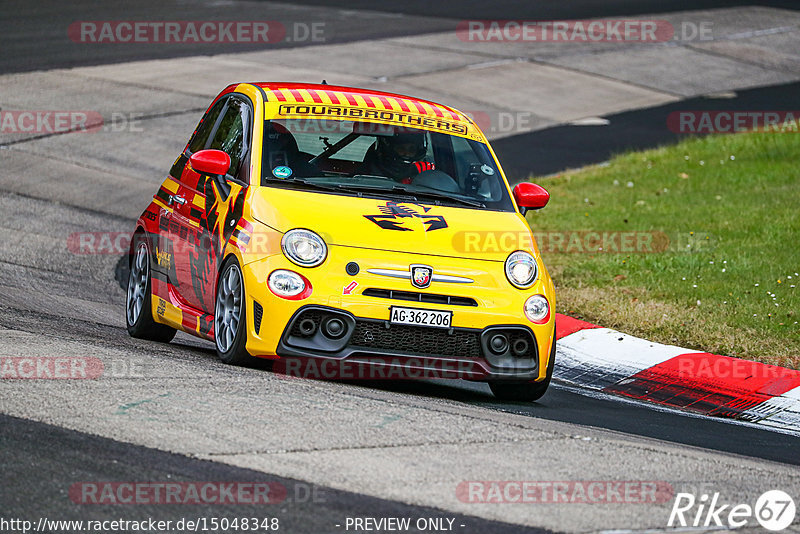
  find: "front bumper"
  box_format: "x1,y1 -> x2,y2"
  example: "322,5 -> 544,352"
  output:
273,305 -> 542,380
240,245 -> 555,381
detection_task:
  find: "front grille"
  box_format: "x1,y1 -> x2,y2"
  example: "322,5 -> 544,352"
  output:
362,288 -> 478,307
350,320 -> 482,358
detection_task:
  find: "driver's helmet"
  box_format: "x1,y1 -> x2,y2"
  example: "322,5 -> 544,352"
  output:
376,129 -> 427,167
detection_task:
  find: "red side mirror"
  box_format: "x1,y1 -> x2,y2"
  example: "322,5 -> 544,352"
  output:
513,182 -> 549,213
189,149 -> 231,176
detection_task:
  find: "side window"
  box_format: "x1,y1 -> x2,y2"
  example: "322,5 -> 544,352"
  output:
188,99 -> 226,154
209,98 -> 251,177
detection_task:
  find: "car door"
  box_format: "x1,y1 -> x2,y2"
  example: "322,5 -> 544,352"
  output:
171,95 -> 252,313
148,97 -> 223,301
160,97 -> 226,312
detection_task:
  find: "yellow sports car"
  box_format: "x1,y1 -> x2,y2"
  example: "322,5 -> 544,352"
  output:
126,82 -> 555,400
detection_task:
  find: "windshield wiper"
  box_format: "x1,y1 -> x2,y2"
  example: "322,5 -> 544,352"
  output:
420,193 -> 484,208
338,183 -> 417,202
265,178 -> 401,202
334,182 -> 419,202
264,178 -> 484,208
351,174 -> 397,181
400,188 -> 485,208
345,181 -> 485,208
263,178 -> 342,193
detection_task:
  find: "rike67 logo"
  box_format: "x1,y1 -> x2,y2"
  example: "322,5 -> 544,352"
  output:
669,490 -> 796,531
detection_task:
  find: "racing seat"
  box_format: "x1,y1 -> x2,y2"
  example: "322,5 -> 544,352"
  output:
263,123 -> 319,179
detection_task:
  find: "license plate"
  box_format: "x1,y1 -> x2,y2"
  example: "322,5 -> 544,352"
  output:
389,306 -> 452,329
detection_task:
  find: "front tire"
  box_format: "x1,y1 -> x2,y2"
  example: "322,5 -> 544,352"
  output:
214,257 -> 250,365
126,236 -> 176,342
488,331 -> 556,402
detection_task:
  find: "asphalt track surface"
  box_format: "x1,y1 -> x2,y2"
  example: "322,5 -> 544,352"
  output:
494,80 -> 800,179
3,0 -> 798,74
0,414 -> 551,533
2,1 -> 800,533
2,382 -> 798,526
375,380 -> 800,466
289,0 -> 800,19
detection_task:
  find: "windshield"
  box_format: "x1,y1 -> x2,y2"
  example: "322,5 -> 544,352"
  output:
260,117 -> 513,211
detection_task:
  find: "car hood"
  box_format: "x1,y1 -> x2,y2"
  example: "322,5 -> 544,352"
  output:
250,186 -> 533,262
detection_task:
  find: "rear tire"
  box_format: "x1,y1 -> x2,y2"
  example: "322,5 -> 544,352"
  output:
126,236 -> 177,342
214,257 -> 250,365
488,328 -> 556,402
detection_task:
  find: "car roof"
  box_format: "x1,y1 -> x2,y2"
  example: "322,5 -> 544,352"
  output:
252,82 -> 470,124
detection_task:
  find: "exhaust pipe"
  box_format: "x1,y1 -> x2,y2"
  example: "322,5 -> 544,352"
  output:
322,317 -> 346,339
488,334 -> 509,355
512,338 -> 529,356
298,318 -> 317,336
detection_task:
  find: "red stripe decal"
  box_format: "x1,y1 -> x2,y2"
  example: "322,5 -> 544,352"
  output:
343,92 -> 358,106
375,96 -> 393,109
394,98 -> 410,112
288,89 -> 304,101
309,90 -> 324,103
326,91 -> 345,105
273,90 -> 287,102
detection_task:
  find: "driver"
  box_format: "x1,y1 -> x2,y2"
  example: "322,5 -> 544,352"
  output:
360,130 -> 434,183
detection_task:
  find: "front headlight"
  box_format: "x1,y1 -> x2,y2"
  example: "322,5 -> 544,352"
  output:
505,250 -> 537,288
281,229 -> 327,267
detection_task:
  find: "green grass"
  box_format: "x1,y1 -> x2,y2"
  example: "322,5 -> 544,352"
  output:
527,131 -> 800,368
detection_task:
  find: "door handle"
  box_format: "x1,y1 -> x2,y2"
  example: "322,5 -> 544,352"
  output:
169,195 -> 187,206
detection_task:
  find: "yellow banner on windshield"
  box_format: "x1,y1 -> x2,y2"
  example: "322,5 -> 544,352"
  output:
276,103 -> 477,139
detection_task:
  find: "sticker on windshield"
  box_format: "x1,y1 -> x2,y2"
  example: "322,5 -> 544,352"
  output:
272,166 -> 293,179
480,164 -> 495,176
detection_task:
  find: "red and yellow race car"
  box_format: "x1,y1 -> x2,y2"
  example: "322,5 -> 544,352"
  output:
126,82 -> 555,400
